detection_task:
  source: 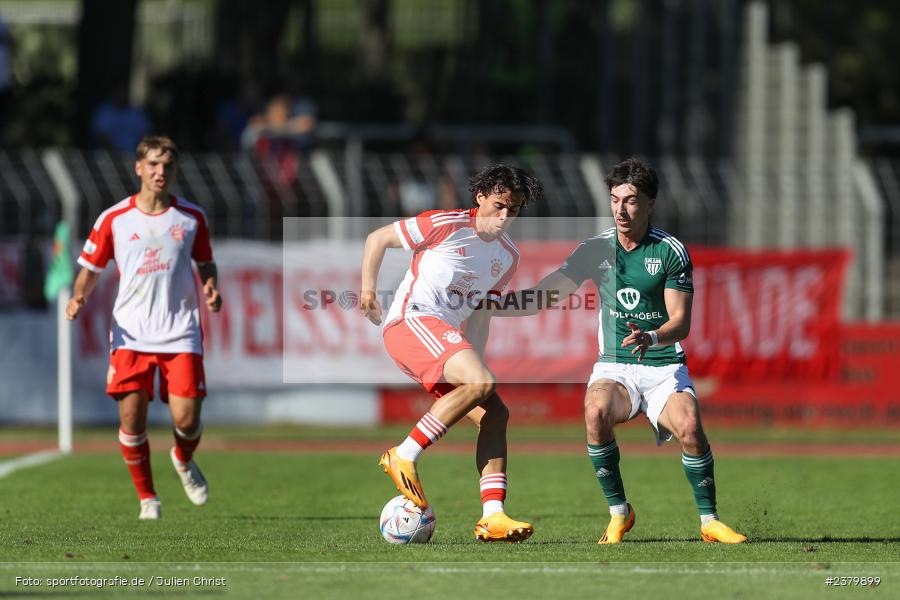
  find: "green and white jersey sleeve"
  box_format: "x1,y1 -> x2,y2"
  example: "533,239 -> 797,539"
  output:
558,226 -> 693,366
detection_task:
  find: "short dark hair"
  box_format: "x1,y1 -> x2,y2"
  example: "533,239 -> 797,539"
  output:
469,164 -> 543,208
605,157 -> 658,199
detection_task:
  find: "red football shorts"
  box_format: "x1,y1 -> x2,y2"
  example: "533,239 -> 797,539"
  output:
107,349 -> 206,403
383,316 -> 471,395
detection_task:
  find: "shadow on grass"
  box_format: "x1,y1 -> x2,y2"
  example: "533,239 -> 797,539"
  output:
741,536 -> 900,544
229,515 -> 376,521
0,593 -> 223,598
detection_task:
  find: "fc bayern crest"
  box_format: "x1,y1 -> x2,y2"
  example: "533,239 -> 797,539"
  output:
490,258 -> 503,277
443,330 -> 463,344
645,257 -> 661,276
170,224 -> 185,241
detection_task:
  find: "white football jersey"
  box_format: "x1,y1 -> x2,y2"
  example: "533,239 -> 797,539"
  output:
77,195 -> 213,354
384,208 -> 519,330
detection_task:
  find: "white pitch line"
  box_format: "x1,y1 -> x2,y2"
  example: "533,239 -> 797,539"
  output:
4,562 -> 893,577
0,450 -> 62,479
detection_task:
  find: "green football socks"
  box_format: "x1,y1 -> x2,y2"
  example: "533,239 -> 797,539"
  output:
682,448 -> 717,515
587,441 -> 627,508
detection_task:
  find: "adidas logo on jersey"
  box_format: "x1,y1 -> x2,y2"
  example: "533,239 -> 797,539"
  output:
598,259 -> 612,270
129,233 -> 141,241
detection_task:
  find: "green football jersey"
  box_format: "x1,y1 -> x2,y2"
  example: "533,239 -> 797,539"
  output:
558,226 -> 694,366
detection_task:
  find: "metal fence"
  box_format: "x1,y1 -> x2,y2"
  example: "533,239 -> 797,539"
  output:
0,147 -> 897,317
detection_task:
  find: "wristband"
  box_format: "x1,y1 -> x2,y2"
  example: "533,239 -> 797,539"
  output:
647,330 -> 659,347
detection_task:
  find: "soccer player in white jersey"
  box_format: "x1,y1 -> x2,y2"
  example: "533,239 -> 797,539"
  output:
360,164 -> 542,542
495,158 -> 746,544
66,136 -> 222,520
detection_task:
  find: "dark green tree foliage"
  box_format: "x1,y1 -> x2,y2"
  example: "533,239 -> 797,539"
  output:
75,0 -> 138,146
771,1 -> 900,136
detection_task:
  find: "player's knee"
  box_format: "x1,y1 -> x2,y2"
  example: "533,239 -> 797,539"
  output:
173,415 -> 200,434
584,399 -> 616,429
470,372 -> 496,400
670,414 -> 703,446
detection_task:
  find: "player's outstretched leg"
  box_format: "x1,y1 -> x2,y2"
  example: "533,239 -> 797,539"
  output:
167,393 -> 208,506
119,429 -> 160,519
598,503 -> 635,544
139,497 -> 162,520
473,472 -> 533,543
588,440 -> 635,544
379,446 -> 429,509
380,410 -> 447,509
474,512 -> 534,543
170,447 -> 208,506
700,519 -> 747,543
682,449 -> 747,544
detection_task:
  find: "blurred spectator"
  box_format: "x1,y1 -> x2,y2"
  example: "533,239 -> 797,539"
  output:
242,91 -> 318,187
213,80 -> 261,151
90,83 -> 152,152
398,179 -> 437,216
437,174 -> 459,210
241,92 -> 318,151
395,173 -> 459,215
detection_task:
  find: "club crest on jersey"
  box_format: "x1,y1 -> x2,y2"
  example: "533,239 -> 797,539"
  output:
170,224 -> 185,241
490,258 -> 503,277
616,287 -> 641,310
443,330 -> 463,344
645,257 -> 662,276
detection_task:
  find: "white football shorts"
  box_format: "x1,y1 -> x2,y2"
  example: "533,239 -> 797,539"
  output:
587,362 -> 697,445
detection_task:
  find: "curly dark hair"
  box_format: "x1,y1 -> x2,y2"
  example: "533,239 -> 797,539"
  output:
468,164 -> 543,208
605,157 -> 658,199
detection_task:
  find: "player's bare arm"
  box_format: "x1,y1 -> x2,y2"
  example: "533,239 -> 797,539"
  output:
66,267 -> 102,320
493,269 -> 579,317
622,288 -> 693,361
360,223 -> 404,325
197,261 -> 222,312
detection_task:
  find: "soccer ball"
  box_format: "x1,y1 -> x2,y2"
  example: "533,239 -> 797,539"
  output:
379,495 -> 436,544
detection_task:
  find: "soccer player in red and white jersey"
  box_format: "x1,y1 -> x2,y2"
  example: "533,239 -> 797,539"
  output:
66,136 -> 222,520
360,164 -> 543,542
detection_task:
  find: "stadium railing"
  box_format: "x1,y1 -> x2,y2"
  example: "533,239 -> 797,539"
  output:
0,147 -> 896,317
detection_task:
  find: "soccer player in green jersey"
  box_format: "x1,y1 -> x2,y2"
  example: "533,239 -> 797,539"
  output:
495,157 -> 746,544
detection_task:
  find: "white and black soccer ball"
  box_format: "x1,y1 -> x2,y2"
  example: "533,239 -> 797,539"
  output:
379,495 -> 435,544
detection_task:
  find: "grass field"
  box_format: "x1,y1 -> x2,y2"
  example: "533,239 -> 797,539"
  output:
1,425 -> 898,599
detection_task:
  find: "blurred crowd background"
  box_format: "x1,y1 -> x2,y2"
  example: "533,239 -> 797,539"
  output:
1,0 -> 899,427
0,1 -> 897,311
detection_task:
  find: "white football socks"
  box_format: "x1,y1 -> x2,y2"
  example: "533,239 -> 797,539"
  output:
700,512 -> 719,525
609,503 -> 629,516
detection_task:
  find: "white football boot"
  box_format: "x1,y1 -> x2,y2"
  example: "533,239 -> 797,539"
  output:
170,447 -> 209,505
139,497 -> 162,520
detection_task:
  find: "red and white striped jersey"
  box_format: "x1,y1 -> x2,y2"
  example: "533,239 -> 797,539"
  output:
77,195 -> 213,354
384,208 -> 519,330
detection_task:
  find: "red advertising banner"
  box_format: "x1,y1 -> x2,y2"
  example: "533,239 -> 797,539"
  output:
484,245 -> 850,382
684,248 -> 850,380
72,241 -> 850,388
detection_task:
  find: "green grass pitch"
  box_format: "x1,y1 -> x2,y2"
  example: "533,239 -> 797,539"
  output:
0,426 -> 898,598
